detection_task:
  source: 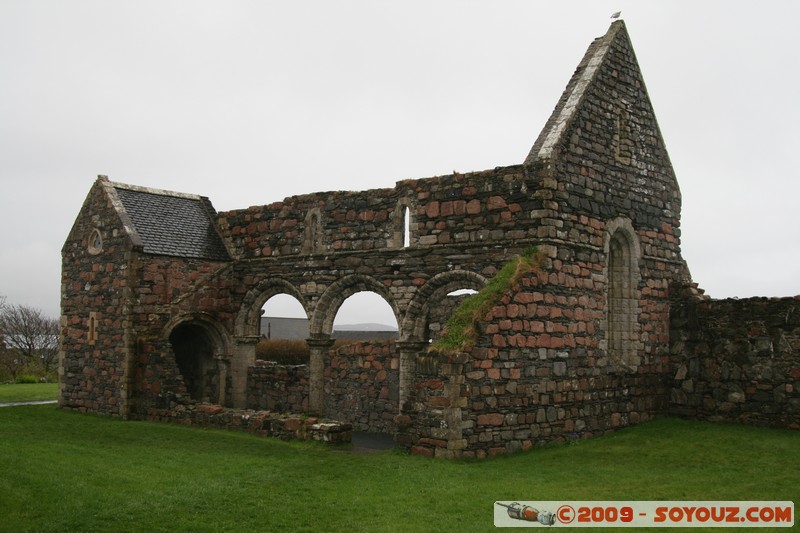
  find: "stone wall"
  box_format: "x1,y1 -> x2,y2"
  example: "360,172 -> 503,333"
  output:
247,341 -> 399,433
670,295 -> 800,428
148,402 -> 351,444
215,167 -> 532,261
60,179 -> 136,417
399,21 -> 682,458
400,251 -> 670,458
326,341 -> 398,433
247,361 -> 308,413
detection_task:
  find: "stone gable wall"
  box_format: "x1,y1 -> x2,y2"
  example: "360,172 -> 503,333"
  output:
60,180 -> 135,416
399,20 -> 685,458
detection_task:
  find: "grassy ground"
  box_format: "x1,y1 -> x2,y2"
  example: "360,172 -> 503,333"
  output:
0,406 -> 796,532
0,383 -> 58,403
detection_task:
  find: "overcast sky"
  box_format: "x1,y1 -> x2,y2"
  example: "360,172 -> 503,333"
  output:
1,0 -> 798,327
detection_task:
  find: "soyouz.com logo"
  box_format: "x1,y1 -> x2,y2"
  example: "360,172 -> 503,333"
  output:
493,501 -> 795,528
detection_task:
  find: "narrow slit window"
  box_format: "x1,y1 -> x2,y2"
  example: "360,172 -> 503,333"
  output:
403,206 -> 411,248
88,312 -> 98,345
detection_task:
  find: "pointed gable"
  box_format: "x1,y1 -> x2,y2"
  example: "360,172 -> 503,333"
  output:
525,20 -> 676,186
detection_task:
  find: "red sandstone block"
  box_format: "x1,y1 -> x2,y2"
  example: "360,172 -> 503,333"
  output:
493,335 -> 507,348
411,445 -> 434,457
488,446 -> 506,457
487,196 -> 507,210
430,396 -> 450,407
419,379 -> 444,390
514,292 -> 535,304
197,404 -> 224,415
419,437 -> 447,448
283,417 -> 302,431
477,413 -> 505,426
394,415 -> 412,427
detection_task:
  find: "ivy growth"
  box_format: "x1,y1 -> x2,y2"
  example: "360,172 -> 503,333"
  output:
430,247 -> 541,354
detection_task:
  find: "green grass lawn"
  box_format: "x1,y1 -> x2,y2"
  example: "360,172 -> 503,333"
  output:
0,383 -> 57,403
0,406 -> 796,532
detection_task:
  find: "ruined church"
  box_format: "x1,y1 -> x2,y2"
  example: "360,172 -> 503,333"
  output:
60,21 -> 799,458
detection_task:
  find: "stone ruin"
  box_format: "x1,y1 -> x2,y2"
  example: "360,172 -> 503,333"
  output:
60,21 -> 799,457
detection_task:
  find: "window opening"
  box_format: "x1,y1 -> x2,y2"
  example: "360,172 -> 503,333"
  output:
403,206 -> 411,248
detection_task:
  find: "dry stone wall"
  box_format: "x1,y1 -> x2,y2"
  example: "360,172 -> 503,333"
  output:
247,361 -> 308,413
670,296 -> 800,428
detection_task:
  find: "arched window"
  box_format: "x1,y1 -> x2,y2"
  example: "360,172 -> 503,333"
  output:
303,208 -> 324,254
392,198 -> 415,249
403,206 -> 411,248
605,217 -> 642,370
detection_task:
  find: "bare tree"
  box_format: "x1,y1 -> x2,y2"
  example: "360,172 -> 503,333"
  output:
0,303 -> 59,375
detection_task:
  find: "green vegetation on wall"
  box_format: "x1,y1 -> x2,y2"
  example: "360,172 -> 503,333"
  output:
431,247 -> 541,354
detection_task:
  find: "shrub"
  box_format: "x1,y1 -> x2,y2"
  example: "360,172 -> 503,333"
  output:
15,374 -> 39,384
255,339 -> 310,365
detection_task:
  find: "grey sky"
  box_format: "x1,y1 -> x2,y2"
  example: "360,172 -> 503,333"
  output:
1,1 -> 798,326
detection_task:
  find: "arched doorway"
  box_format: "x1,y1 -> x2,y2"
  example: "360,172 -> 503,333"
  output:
169,322 -> 226,404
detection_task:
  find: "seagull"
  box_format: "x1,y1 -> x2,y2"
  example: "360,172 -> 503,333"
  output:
611,11 -> 622,19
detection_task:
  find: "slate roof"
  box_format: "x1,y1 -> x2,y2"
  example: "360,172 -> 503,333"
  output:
113,185 -> 230,261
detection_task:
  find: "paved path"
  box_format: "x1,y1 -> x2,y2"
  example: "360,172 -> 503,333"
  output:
0,400 -> 57,408
350,431 -> 395,453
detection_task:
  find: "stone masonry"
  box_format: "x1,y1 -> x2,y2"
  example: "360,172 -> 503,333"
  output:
60,21 -> 798,456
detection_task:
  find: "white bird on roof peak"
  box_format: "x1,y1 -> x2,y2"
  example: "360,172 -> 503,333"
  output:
611,11 -> 622,19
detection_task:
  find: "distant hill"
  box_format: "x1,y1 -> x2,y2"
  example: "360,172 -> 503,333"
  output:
260,317 -> 398,340
333,323 -> 398,332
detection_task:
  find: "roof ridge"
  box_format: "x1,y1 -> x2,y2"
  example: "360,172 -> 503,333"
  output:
110,180 -> 205,201
524,21 -> 626,165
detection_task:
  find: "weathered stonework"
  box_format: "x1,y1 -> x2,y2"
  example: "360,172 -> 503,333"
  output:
670,294 -> 800,428
60,21 -> 798,455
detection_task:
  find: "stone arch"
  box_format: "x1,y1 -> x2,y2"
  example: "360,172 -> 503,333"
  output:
235,279 -> 308,337
401,270 -> 488,342
391,196 -> 416,249
303,207 -> 325,254
604,216 -> 643,370
310,274 -> 400,338
164,314 -> 231,405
